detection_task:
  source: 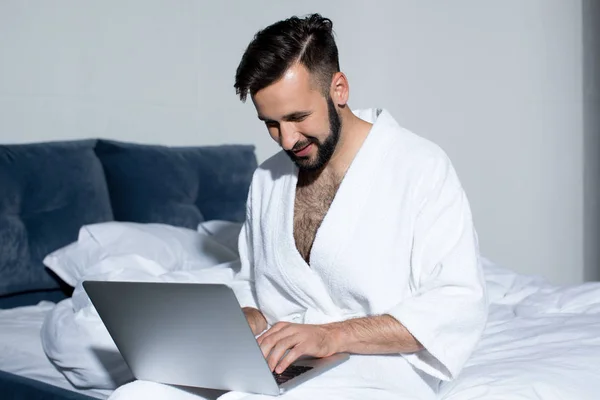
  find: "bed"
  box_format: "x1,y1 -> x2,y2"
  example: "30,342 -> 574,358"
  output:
1,139 -> 600,400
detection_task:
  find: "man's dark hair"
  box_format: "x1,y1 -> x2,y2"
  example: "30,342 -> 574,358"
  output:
234,13 -> 340,102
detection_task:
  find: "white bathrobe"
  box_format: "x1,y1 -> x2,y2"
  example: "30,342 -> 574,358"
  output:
109,108 -> 488,400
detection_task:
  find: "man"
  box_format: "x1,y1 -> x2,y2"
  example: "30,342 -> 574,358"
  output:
233,11 -> 487,397
110,13 -> 487,400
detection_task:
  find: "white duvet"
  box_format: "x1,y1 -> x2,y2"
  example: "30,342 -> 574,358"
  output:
40,221 -> 244,391
440,260 -> 600,399
27,222 -> 600,399
0,302 -> 111,399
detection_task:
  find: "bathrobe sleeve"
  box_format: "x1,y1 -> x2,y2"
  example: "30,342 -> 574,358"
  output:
229,181 -> 259,310
386,154 -> 488,381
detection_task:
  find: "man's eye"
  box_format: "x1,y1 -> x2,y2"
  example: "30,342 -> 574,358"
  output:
265,122 -> 278,128
292,115 -> 308,122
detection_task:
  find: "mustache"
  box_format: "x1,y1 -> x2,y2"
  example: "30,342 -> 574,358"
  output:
291,138 -> 318,152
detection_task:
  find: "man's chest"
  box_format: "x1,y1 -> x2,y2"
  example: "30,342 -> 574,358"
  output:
293,174 -> 341,262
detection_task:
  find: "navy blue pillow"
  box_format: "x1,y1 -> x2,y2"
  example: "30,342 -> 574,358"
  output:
95,140 -> 257,229
0,140 -> 114,296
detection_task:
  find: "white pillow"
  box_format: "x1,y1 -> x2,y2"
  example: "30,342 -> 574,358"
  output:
197,220 -> 243,254
43,221 -> 239,287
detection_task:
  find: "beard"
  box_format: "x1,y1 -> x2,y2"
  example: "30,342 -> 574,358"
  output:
285,96 -> 341,171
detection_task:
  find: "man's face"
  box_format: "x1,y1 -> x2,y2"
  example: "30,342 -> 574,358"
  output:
252,64 -> 341,171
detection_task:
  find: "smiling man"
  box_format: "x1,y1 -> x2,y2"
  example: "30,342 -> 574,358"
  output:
231,13 -> 488,400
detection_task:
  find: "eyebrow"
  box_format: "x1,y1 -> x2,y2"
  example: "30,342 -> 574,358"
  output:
257,111 -> 312,123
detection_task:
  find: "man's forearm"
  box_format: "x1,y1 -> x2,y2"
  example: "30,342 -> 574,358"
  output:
243,307 -> 268,335
326,314 -> 423,355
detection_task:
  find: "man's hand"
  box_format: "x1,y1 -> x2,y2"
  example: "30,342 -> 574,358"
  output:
256,315 -> 422,374
257,322 -> 340,374
242,307 -> 268,336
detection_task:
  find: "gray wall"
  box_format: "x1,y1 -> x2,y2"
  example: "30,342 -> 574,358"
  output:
0,0 -> 592,284
583,0 -> 600,281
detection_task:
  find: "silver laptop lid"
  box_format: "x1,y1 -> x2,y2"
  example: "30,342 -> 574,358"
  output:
83,281 -> 280,395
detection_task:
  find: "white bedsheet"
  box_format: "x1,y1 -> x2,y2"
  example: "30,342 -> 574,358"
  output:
100,258 -> 600,400
6,215 -> 600,400
0,301 -> 111,399
39,257 -> 600,400
441,260 -> 600,400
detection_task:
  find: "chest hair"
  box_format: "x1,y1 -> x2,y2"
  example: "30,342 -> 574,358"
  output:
293,171 -> 342,263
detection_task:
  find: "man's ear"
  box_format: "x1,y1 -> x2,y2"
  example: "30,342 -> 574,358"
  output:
330,72 -> 349,108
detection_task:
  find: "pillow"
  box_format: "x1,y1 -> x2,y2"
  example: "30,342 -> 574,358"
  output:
94,140 -> 257,229
43,221 -> 239,287
0,140 -> 113,296
197,220 -> 243,255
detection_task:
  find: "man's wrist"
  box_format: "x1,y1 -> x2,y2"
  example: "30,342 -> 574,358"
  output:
324,321 -> 348,354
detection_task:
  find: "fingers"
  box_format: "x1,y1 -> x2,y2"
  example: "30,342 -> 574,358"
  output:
274,346 -> 303,374
257,322 -> 290,356
256,323 -> 327,373
257,322 -> 289,345
257,322 -> 306,372
266,335 -> 300,372
258,323 -> 293,361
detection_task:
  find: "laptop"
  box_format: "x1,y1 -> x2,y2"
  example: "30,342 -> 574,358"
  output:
83,281 -> 349,396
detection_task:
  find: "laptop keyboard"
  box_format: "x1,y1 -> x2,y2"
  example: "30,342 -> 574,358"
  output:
273,365 -> 313,385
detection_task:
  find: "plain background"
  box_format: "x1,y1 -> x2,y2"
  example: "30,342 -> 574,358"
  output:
0,0 -> 597,285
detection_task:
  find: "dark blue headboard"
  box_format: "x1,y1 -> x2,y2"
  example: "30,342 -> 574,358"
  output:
0,139 -> 257,308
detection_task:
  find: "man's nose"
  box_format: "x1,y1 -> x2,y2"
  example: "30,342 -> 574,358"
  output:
279,123 -> 299,151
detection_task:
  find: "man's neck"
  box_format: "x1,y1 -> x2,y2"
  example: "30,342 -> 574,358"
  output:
325,109 -> 373,178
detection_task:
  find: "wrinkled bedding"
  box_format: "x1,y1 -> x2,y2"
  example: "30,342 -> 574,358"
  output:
440,260 -> 600,399
0,301 -> 111,399
3,221 -> 600,399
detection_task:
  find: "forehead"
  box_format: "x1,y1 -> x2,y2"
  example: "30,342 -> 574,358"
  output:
252,64 -> 324,119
